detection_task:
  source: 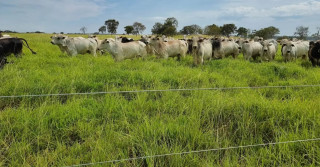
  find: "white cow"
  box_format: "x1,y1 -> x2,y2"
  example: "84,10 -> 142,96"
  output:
149,37 -> 188,60
50,34 -> 68,53
88,35 -> 106,54
211,39 -> 240,59
253,36 -> 263,42
191,37 -> 212,65
260,40 -> 277,61
140,35 -> 155,55
282,41 -> 309,62
98,38 -> 147,61
239,40 -> 263,61
0,33 -> 11,39
51,35 -> 98,56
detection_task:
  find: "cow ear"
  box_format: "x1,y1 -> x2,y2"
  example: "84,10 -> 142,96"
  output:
50,36 -> 53,39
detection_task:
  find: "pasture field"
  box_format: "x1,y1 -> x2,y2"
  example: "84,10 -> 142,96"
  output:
1,33 -> 320,166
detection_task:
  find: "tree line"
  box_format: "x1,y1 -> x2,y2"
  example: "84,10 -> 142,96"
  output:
79,17 -> 319,40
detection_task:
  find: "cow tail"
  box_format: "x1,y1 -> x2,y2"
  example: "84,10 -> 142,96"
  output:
19,38 -> 37,54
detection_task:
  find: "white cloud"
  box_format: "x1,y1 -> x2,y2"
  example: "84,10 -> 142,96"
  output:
221,0 -> 320,18
272,0 -> 320,17
0,0 -> 112,21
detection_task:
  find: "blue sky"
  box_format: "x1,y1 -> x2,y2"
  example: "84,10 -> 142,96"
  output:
1,0 -> 319,36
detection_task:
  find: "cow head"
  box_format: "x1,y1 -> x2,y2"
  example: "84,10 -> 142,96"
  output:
50,34 -> 67,45
235,39 -> 245,50
253,36 -> 263,42
191,37 -> 200,50
283,42 -> 295,54
98,38 -> 115,50
261,41 -> 272,52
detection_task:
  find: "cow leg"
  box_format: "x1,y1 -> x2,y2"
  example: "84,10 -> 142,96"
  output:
14,49 -> 22,58
163,54 -> 169,59
68,50 -> 77,56
177,54 -> 181,61
0,58 -> 8,68
92,49 -> 97,57
245,55 -> 251,61
252,55 -> 257,61
201,55 -> 204,65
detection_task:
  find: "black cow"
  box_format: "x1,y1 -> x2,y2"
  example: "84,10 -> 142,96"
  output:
0,38 -> 36,67
119,36 -> 134,43
186,39 -> 193,54
309,41 -> 320,66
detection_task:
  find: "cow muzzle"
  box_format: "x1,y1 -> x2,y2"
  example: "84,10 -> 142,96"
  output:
287,51 -> 291,53
193,46 -> 197,49
50,41 -> 55,45
264,49 -> 268,52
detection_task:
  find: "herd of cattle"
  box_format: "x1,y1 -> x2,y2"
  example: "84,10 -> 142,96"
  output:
1,31 -> 320,68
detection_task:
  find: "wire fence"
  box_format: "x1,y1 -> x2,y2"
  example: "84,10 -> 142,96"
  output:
2,84 -> 319,166
64,138 -> 320,167
0,84 -> 320,99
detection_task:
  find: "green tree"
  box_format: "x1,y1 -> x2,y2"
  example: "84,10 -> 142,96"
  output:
80,26 -> 87,34
163,26 -> 176,36
124,26 -> 134,35
162,17 -> 178,36
105,19 -> 119,34
132,22 -> 146,35
294,26 -> 309,40
221,24 -> 237,37
237,27 -> 248,37
151,22 -> 164,35
164,17 -> 178,28
204,24 -> 221,35
311,27 -> 320,40
254,26 -> 280,39
180,24 -> 203,35
151,17 -> 179,36
98,26 -> 106,34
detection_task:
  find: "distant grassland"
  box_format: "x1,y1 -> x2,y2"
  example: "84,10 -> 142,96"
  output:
0,33 -> 320,166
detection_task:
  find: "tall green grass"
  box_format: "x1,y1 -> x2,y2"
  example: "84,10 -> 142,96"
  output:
0,33 -> 320,166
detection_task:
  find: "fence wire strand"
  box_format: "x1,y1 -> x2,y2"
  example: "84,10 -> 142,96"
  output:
64,138 -> 320,167
1,84 -> 320,98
